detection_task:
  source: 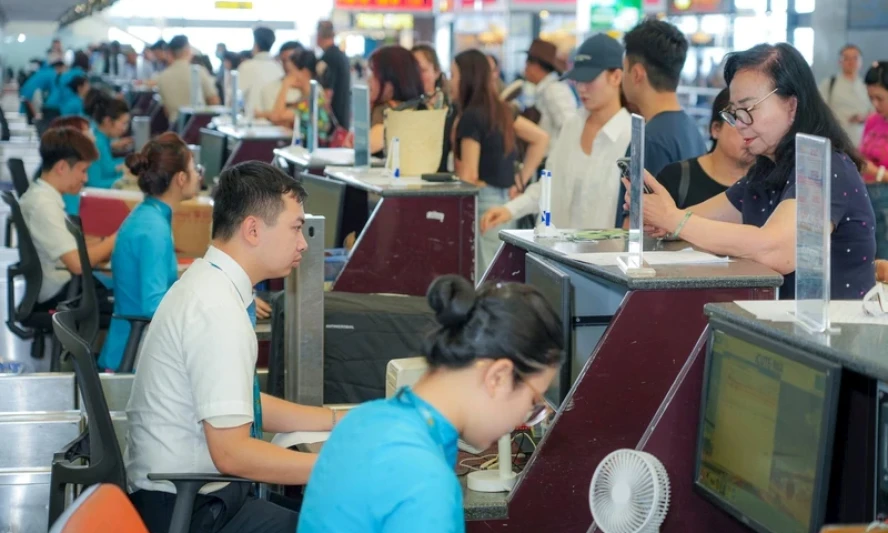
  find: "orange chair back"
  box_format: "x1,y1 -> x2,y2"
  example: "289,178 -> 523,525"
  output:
50,484 -> 148,533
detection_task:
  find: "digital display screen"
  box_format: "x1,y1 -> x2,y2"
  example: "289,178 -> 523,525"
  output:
696,329 -> 835,533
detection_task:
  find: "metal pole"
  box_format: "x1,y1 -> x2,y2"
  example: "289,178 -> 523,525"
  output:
309,80 -> 319,153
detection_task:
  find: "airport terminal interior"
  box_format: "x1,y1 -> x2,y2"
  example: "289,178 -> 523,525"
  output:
1,0 -> 888,531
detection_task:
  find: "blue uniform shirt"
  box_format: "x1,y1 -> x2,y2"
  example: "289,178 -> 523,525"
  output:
67,122 -> 124,214
20,66 -> 59,102
59,95 -> 85,117
298,387 -> 465,533
98,197 -> 177,371
45,67 -> 85,111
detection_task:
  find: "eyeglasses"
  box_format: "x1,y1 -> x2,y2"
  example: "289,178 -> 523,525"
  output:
517,374 -> 553,427
720,88 -> 778,127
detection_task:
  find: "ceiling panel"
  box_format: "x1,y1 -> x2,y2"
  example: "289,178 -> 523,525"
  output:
0,0 -> 84,22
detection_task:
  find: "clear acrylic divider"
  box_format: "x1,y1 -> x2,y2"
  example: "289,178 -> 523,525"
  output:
618,114 -> 655,277
794,133 -> 837,333
352,85 -> 371,168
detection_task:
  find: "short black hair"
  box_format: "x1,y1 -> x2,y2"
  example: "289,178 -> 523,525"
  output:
279,40 -> 303,56
150,39 -> 167,51
865,61 -> 888,91
66,75 -> 88,94
169,35 -> 189,54
624,19 -> 688,92
253,27 -> 276,53
291,50 -> 318,77
212,161 -> 307,241
88,92 -> 130,124
72,50 -> 90,72
40,127 -> 99,170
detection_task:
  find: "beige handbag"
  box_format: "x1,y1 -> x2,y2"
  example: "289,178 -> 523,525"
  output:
383,107 -> 448,176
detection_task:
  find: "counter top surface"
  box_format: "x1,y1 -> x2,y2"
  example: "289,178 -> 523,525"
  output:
500,230 -> 783,290
324,166 -> 479,197
460,476 -> 509,520
274,147 -> 384,169
179,106 -> 230,115
216,124 -> 292,140
706,302 -> 888,381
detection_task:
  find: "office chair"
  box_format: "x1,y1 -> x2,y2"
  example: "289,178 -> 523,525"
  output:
62,217 -> 149,372
7,158 -> 30,197
49,310 -> 252,533
1,191 -> 60,362
49,484 -> 148,533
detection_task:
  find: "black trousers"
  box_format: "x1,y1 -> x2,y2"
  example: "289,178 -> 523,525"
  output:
33,276 -> 114,315
130,483 -> 298,533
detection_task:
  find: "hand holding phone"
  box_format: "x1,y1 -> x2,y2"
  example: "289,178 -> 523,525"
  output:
617,158 -> 653,194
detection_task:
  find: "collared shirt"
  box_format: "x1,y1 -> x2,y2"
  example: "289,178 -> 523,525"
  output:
59,95 -> 84,117
256,78 -> 301,114
125,246 -> 256,494
819,75 -> 871,146
44,67 -> 85,110
66,122 -> 125,215
239,52 -> 285,114
18,179 -> 77,302
534,72 -> 578,151
157,59 -> 219,122
20,66 -> 59,102
506,107 -> 632,229
98,197 -> 177,371
298,387 -> 464,533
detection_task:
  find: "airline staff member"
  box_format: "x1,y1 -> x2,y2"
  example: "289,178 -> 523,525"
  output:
126,162 -> 342,533
20,60 -> 65,118
298,275 -> 564,532
97,133 -> 201,372
58,76 -> 90,117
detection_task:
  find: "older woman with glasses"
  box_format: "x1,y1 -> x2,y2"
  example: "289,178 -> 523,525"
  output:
298,275 -> 563,533
628,43 -> 876,300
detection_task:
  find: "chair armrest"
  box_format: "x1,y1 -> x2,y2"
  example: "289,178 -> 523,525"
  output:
116,315 -> 152,373
113,314 -> 152,324
147,473 -> 254,533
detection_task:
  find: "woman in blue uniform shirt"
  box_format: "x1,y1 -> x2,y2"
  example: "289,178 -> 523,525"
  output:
298,275 -> 563,533
97,132 -> 201,371
636,43 -> 876,299
44,51 -> 90,118
58,76 -> 90,117
20,60 -> 65,118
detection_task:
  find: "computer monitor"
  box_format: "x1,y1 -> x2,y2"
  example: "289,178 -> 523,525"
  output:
199,128 -> 227,186
298,173 -> 346,249
524,253 -> 572,407
694,324 -> 841,533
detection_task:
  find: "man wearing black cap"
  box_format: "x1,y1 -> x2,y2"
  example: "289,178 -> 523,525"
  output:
483,34 -> 631,233
523,39 -> 577,154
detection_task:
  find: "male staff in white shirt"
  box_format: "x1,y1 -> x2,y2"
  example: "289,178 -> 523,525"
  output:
127,161 -> 342,533
239,27 -> 285,116
482,34 -> 631,232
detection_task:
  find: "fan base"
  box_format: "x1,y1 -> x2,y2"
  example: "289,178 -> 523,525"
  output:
467,470 -> 517,493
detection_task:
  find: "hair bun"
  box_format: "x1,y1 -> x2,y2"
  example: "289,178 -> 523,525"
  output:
427,275 -> 476,328
125,153 -> 151,176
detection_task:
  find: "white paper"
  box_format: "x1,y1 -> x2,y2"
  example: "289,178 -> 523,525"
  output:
735,300 -> 888,325
271,431 -> 330,449
568,250 -> 731,267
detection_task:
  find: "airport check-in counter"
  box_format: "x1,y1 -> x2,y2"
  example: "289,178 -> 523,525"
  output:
214,124 -> 291,169
465,229 -> 783,531
176,105 -> 230,146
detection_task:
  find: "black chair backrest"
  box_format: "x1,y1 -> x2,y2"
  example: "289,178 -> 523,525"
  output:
0,106 -> 10,142
64,217 -> 100,347
51,310 -> 126,489
1,191 -> 43,323
8,158 -> 31,197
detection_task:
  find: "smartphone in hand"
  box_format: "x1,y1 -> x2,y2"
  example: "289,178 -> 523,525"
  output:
616,157 -> 653,194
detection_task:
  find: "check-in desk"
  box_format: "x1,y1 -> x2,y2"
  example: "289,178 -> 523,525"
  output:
468,230 -> 782,531
320,166 -> 478,296
215,124 -> 291,169
274,146 -> 384,176
177,106 -> 229,145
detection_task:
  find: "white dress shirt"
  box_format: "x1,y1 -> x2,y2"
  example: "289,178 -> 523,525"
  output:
239,52 -> 285,114
819,74 -> 872,146
534,72 -> 579,152
125,246 -> 256,494
505,107 -> 631,229
256,78 -> 302,114
18,179 -> 77,302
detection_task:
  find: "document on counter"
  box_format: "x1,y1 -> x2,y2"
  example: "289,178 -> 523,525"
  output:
735,300 -> 888,325
567,250 -> 732,267
271,431 -> 330,450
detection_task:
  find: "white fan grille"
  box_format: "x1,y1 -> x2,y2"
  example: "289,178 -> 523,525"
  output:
589,450 -> 671,533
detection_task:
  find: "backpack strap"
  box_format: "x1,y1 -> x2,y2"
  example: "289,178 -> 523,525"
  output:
678,159 -> 691,209
828,75 -> 837,107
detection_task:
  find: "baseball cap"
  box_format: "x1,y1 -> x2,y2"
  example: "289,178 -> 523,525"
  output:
562,33 -> 624,83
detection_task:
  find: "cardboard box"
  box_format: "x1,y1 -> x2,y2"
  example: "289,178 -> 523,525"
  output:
79,188 -> 214,257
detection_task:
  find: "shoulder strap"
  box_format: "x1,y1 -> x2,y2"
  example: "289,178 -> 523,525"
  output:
678,159 -> 691,208
828,75 -> 837,106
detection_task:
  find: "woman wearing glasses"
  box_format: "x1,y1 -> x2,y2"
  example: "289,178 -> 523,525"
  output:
632,43 -> 876,299
98,133 -> 203,371
298,274 -> 563,533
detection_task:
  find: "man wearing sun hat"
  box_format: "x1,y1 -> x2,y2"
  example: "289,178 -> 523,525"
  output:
482,33 -> 632,233
523,39 -> 578,155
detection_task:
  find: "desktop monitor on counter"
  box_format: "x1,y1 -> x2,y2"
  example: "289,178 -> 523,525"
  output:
525,253 -> 572,407
199,128 -> 227,185
297,172 -> 346,250
694,325 -> 841,533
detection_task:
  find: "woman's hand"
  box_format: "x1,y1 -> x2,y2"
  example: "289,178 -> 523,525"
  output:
481,207 -> 514,233
508,185 -> 520,200
254,296 -> 272,320
112,137 -> 134,151
864,160 -> 880,178
622,170 -> 683,236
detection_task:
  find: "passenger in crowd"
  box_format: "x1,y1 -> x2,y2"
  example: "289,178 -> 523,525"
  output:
191,54 -> 215,79
47,38 -> 64,64
239,50 -> 254,62
58,76 -> 90,117
412,43 -> 448,109
240,27 -> 284,114
144,40 -> 169,78
44,51 -> 91,120
98,133 -> 201,371
488,53 -> 505,95
262,51 -> 331,145
366,45 -> 426,156
19,127 -> 115,313
452,49 -> 548,270
19,59 -> 65,119
299,274 -> 563,533
317,20 -> 351,129
103,40 -> 123,76
481,34 -> 630,234
255,41 -> 305,115
657,88 -> 755,208
621,20 -> 706,177
156,35 -> 220,122
819,44 -> 871,146
634,43 -> 876,300
215,42 -> 228,87
523,38 -> 577,151
222,51 -> 243,72
127,162 -> 338,533
122,46 -> 139,80
861,61 -> 888,182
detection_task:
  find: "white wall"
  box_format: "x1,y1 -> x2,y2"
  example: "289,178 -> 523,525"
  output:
0,21 -> 60,70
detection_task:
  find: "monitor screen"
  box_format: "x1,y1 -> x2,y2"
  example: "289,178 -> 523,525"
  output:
695,327 -> 840,533
298,173 -> 346,250
200,129 -> 227,184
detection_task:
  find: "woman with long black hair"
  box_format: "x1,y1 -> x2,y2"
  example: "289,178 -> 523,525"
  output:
635,43 -> 876,299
